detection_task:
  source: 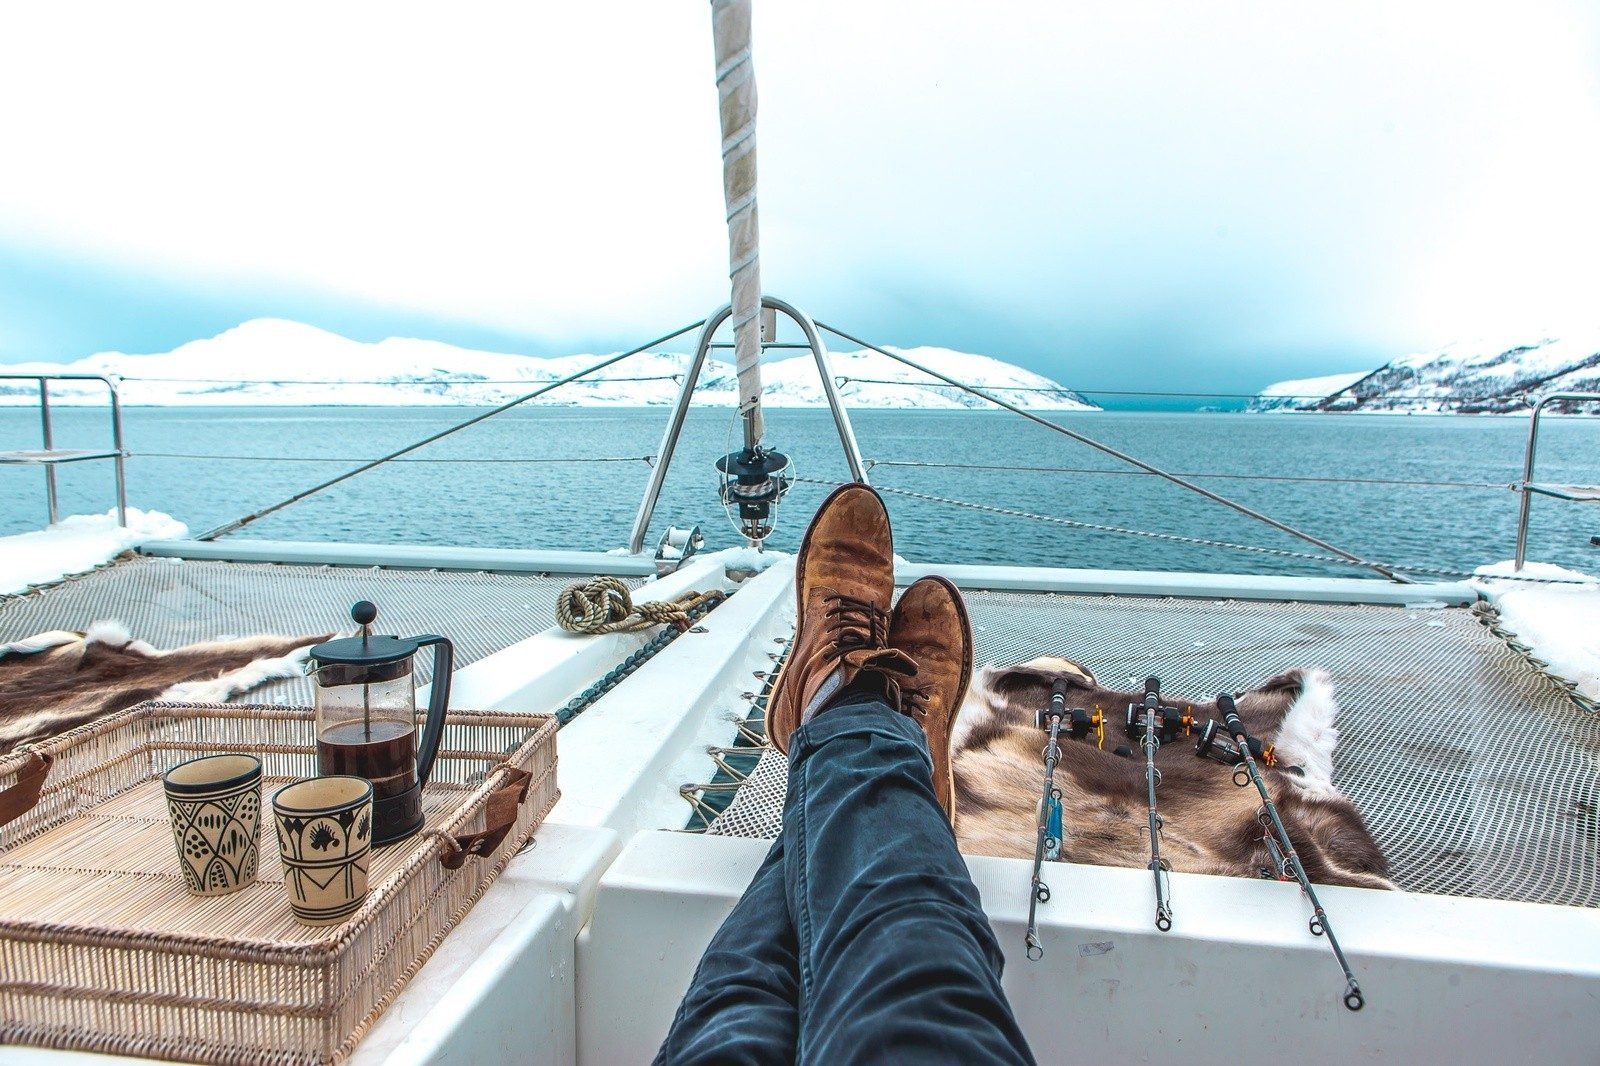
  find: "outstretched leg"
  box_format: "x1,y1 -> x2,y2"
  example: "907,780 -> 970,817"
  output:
654,838 -> 800,1065
784,678 -> 1034,1065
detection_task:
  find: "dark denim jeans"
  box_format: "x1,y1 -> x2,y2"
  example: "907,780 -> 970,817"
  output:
656,685 -> 1035,1065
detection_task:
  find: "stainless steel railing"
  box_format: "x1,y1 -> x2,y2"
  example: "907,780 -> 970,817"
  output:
1513,391 -> 1600,570
0,373 -> 127,526
626,295 -> 868,554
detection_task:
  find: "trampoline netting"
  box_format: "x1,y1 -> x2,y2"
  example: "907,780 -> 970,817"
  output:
695,590 -> 1600,908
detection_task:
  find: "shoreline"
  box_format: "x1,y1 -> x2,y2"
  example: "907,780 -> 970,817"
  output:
1,401 -> 1594,416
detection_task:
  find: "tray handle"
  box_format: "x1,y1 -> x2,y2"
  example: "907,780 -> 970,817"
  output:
0,751 -> 54,830
432,767 -> 534,871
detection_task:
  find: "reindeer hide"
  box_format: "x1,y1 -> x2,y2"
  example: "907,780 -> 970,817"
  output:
0,622 -> 331,754
952,657 -> 1392,890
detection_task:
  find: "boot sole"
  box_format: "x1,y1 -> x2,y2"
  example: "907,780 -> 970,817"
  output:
918,574 -> 973,820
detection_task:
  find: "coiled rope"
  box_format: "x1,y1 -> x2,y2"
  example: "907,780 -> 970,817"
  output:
556,577 -> 727,634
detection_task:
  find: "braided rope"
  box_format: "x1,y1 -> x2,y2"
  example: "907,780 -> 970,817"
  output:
556,577 -> 725,634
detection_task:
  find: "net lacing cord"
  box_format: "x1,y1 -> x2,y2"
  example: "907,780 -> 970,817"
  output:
1473,600 -> 1599,713
556,577 -> 726,635
680,635 -> 789,831
678,619 -> 963,827
793,476 -> 1596,587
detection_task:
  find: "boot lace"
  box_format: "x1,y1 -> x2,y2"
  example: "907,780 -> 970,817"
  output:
819,593 -> 890,660
897,683 -> 934,724
815,593 -> 922,714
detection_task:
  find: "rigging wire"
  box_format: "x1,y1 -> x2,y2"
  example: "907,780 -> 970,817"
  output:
836,377 -> 1088,397
866,459 -> 1514,492
136,452 -> 652,465
1074,388 -> 1342,400
815,320 -> 1411,583
111,375 -> 682,386
795,475 -> 1392,575
93,374 -> 1583,407
792,475 -> 1594,586
164,451 -> 1494,485
193,320 -> 706,541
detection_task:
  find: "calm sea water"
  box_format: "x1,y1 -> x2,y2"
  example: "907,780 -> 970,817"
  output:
3,406 -> 1596,579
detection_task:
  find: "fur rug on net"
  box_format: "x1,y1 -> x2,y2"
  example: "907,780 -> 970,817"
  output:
952,656 -> 1393,890
0,622 -> 330,755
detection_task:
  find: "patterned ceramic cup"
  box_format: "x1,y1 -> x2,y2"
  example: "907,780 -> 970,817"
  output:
272,775 -> 373,926
163,753 -> 262,897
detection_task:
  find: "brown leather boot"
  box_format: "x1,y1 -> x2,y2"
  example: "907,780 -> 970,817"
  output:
765,483 -> 910,754
887,575 -> 973,821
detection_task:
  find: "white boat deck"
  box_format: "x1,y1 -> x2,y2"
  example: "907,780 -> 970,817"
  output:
4,544 -> 1599,1064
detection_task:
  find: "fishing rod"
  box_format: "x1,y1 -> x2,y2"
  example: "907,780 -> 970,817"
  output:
1124,677 -> 1191,931
1024,679 -> 1070,961
1216,693 -> 1366,1011
1194,716 -> 1276,770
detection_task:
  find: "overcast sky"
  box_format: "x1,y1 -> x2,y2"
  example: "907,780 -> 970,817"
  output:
1,1 -> 1596,396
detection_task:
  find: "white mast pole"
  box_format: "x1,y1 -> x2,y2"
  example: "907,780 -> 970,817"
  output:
710,0 -> 764,448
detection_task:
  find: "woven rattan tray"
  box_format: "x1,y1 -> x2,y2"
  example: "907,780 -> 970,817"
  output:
0,700 -> 558,1065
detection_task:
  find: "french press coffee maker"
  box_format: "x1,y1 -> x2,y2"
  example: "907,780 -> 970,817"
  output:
307,601 -> 454,846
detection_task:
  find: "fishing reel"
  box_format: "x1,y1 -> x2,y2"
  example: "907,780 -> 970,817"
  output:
715,445 -> 793,544
1123,677 -> 1193,744
1038,703 -> 1104,747
1194,718 -> 1276,775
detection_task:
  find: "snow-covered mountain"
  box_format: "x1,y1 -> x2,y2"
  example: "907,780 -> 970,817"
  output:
0,319 -> 1097,411
1251,370 -> 1371,412
1253,331 -> 1600,414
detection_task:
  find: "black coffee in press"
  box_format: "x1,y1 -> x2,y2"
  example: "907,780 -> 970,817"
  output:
317,719 -> 417,802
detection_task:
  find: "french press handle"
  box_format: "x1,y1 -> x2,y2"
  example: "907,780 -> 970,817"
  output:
411,635 -> 454,788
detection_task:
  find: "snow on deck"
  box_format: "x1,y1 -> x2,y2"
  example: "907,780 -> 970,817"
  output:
0,509 -> 187,596
1474,561 -> 1600,702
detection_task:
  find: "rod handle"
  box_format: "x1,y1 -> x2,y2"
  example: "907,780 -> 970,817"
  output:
1217,692 -> 1247,740
1039,679 -> 1070,730
1143,675 -> 1160,706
